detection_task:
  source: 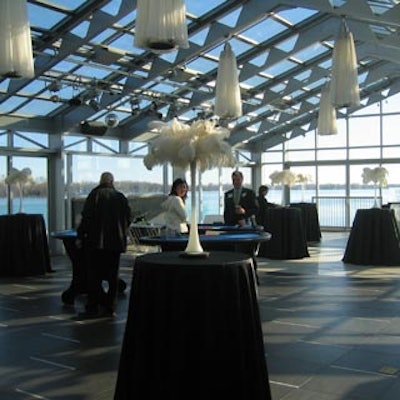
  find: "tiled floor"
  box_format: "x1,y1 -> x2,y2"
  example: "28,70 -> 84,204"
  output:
1,231 -> 400,399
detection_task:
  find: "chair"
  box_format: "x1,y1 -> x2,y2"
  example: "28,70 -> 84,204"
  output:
203,214 -> 224,224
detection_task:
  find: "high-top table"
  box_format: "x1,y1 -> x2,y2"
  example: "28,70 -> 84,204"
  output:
290,202 -> 322,242
343,208 -> 400,265
51,230 -> 127,304
139,231 -> 270,257
114,251 -> 272,400
258,207 -> 310,259
0,214 -> 51,277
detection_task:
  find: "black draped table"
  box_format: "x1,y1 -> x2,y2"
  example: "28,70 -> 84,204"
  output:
259,207 -> 310,259
343,208 -> 400,266
114,251 -> 272,400
51,230 -> 127,304
290,202 -> 322,242
0,214 -> 50,277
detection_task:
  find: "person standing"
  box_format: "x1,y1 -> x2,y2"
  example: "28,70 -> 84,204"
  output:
161,178 -> 189,235
256,185 -> 279,226
224,170 -> 258,226
76,172 -> 131,318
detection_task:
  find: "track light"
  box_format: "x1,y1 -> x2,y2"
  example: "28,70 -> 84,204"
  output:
88,98 -> 100,111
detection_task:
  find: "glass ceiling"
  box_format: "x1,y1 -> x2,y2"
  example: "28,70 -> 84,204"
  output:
1,0 -> 400,151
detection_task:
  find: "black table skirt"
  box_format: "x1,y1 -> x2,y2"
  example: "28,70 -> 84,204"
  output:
114,251 -> 271,400
343,208 -> 400,266
0,214 -> 50,277
51,230 -> 127,303
290,202 -> 322,242
259,207 -> 309,259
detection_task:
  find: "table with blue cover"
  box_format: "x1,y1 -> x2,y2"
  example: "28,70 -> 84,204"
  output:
0,214 -> 51,277
343,208 -> 400,265
51,229 -> 127,304
114,251 -> 272,400
139,231 -> 271,260
197,223 -> 264,234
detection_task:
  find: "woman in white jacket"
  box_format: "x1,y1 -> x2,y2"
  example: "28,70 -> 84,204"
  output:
161,178 -> 189,235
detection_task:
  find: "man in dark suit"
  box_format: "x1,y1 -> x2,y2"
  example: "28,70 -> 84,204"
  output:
76,172 -> 131,318
224,170 -> 258,226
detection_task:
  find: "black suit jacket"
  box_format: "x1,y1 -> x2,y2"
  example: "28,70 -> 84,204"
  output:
224,187 -> 258,225
77,184 -> 132,253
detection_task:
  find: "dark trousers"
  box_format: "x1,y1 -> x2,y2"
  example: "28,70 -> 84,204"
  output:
85,248 -> 120,313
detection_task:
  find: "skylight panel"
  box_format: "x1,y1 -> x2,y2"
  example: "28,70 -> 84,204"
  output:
207,37 -> 252,58
17,99 -> 59,116
217,6 -> 242,28
276,8 -> 318,25
0,97 -> 27,112
110,33 -> 137,53
189,27 -> 210,46
91,29 -> 118,44
73,66 -> 110,80
241,18 -> 287,44
186,0 -> 227,16
28,3 -> 67,30
151,83 -> 175,94
70,21 -> 91,39
47,0 -> 87,10
275,35 -> 299,52
291,43 -> 329,63
241,75 -> 268,87
262,59 -> 297,77
17,80 -> 45,95
185,57 -> 218,74
249,52 -> 269,67
100,0 -> 124,16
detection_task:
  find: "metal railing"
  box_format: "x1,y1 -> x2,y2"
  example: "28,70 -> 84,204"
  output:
312,196 -> 381,229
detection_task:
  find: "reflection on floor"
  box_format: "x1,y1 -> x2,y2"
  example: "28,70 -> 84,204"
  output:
1,231 -> 400,399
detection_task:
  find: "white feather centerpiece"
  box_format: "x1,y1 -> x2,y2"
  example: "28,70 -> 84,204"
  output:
295,173 -> 313,202
361,167 -> 388,208
144,118 -> 237,255
5,167 -> 34,213
269,170 -> 297,206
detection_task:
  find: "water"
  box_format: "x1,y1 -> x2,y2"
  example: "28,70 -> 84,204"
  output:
1,187 -> 399,228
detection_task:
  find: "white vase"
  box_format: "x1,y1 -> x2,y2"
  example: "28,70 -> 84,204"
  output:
184,161 -> 205,255
373,183 -> 380,208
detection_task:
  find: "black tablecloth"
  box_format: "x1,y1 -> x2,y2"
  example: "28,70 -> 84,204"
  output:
290,202 -> 322,242
114,251 -> 271,400
0,214 -> 50,277
343,208 -> 400,266
259,207 -> 310,259
51,230 -> 127,304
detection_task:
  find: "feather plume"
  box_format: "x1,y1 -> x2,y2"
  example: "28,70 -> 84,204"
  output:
143,118 -> 236,172
362,167 -> 388,187
269,169 -> 297,187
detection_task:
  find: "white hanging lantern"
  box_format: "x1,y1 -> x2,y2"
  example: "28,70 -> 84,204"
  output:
134,0 -> 189,53
330,20 -> 360,108
0,0 -> 34,79
215,42 -> 242,119
317,82 -> 337,136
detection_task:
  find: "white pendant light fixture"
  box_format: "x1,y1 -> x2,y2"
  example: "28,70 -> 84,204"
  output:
317,81 -> 338,136
330,19 -> 360,108
0,0 -> 34,79
134,0 -> 189,53
215,42 -> 242,120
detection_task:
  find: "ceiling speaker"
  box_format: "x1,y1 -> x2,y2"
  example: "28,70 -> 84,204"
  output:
80,121 -> 107,136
